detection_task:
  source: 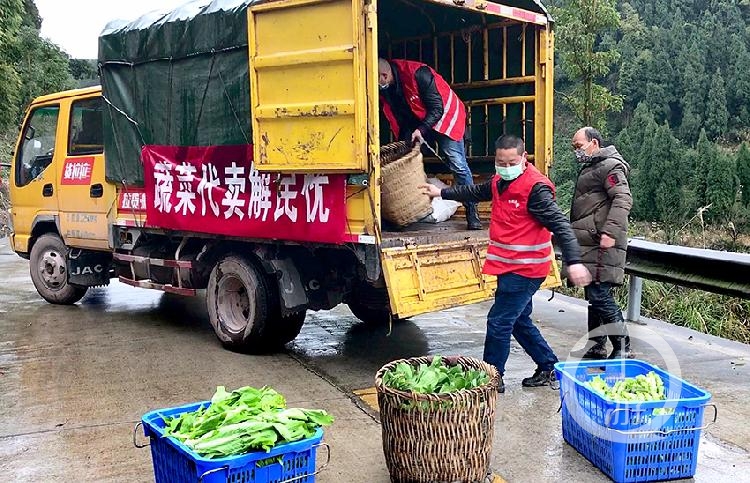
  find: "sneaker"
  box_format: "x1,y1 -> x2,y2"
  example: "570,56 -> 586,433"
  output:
521,368 -> 556,388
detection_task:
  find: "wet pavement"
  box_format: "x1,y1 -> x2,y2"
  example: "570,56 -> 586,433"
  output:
1,236 -> 749,482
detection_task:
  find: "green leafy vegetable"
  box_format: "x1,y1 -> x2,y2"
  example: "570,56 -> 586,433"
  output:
585,372 -> 675,415
162,386 -> 333,458
382,356 -> 490,394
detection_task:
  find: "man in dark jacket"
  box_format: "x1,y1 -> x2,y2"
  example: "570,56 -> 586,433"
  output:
378,58 -> 482,230
569,127 -> 633,359
421,135 -> 591,392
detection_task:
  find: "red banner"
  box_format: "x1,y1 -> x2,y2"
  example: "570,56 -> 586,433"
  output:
141,145 -> 347,244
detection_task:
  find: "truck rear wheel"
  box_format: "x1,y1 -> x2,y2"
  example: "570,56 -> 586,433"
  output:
206,254 -> 303,353
347,284 -> 404,325
29,234 -> 88,305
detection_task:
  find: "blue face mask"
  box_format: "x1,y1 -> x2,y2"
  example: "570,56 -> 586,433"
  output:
495,163 -> 524,181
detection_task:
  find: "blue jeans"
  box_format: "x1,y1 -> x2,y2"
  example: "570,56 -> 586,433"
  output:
483,273 -> 559,375
434,135 -> 474,188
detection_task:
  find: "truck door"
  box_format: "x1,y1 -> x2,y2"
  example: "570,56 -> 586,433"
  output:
9,103 -> 62,253
247,0 -> 369,172
57,95 -> 115,250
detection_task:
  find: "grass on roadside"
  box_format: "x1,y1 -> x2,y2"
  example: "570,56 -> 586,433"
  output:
558,279 -> 750,344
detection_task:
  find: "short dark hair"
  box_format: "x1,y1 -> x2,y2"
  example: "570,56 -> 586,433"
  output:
584,127 -> 603,146
494,135 -> 525,154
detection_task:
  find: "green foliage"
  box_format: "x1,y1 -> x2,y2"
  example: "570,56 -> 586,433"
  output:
68,58 -> 97,81
705,150 -> 737,222
704,69 -> 729,141
381,356 -> 490,394
0,0 -> 74,130
737,143 -> 750,206
552,0 -> 624,128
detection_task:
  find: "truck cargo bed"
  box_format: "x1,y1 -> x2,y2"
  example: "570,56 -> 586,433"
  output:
381,219 -> 488,249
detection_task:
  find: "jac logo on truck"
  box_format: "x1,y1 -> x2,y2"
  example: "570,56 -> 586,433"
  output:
61,157 -> 94,185
70,264 -> 104,276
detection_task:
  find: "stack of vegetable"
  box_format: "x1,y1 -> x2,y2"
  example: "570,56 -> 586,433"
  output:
162,386 -> 333,458
586,371 -> 674,415
382,356 -> 490,394
586,371 -> 665,402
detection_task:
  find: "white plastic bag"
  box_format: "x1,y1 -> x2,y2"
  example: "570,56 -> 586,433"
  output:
420,178 -> 461,223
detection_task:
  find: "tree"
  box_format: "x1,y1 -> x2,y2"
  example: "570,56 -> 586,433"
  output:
652,123 -> 686,224
705,151 -> 737,222
69,58 -> 97,80
0,0 -> 24,129
692,129 -> 715,209
729,45 -> 750,127
704,69 -> 729,141
737,143 -> 750,206
552,0 -> 624,129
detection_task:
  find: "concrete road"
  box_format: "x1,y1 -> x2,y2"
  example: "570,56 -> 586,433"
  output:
1,237 -> 749,482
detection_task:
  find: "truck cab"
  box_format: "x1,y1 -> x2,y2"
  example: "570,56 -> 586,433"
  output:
10,87 -> 115,303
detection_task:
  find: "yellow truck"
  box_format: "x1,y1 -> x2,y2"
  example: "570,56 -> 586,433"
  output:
8,0 -> 558,352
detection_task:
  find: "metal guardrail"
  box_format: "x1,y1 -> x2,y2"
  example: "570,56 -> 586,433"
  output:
623,238 -> 750,322
554,238 -> 750,323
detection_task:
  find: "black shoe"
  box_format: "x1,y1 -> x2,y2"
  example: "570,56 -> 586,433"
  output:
467,219 -> 483,230
608,336 -> 633,359
570,343 -> 608,360
498,375 -> 505,394
466,204 -> 482,230
522,369 -> 556,387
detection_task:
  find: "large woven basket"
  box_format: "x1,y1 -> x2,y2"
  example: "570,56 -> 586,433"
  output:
380,142 -> 433,226
375,356 -> 500,483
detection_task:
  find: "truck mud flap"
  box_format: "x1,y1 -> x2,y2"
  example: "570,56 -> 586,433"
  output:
67,249 -> 112,286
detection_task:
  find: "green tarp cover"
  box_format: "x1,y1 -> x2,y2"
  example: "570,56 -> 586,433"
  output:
98,0 -> 257,186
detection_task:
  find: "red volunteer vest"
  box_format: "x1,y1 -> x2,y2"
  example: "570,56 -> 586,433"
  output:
483,163 -> 554,278
381,60 -> 466,141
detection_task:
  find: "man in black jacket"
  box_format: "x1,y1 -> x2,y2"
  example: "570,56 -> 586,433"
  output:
421,135 -> 591,392
379,58 -> 482,230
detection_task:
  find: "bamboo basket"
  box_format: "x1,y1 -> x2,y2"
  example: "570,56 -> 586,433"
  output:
375,356 -> 500,483
380,142 -> 433,226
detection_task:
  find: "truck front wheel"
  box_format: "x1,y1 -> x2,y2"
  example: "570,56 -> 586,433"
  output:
29,234 -> 88,304
206,254 -> 303,353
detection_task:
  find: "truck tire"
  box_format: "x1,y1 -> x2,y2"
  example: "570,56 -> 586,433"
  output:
29,234 -> 88,304
347,300 -> 403,325
347,282 -> 406,325
206,254 -> 303,353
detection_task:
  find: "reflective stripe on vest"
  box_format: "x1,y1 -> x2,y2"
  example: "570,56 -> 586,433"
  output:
486,253 -> 551,265
489,240 -> 551,252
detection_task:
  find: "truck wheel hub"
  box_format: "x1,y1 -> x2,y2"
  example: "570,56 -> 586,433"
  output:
39,250 -> 65,289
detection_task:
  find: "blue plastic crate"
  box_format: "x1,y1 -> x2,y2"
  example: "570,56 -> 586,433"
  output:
554,359 -> 715,483
141,401 -> 326,483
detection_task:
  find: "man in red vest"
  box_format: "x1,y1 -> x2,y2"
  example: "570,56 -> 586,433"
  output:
378,58 -> 482,230
421,135 -> 591,392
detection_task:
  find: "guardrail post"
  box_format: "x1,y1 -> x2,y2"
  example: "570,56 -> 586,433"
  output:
626,275 -> 643,324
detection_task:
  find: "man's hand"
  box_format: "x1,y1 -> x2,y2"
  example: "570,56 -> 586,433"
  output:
567,263 -> 592,287
418,183 -> 441,199
411,129 -> 424,145
600,233 -> 616,249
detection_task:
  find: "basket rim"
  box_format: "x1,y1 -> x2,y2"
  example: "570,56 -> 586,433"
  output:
375,356 -> 499,401
554,359 -> 712,407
